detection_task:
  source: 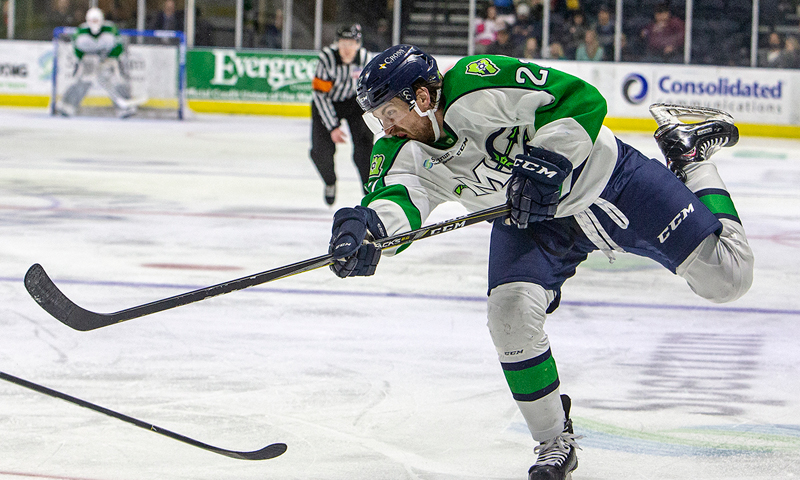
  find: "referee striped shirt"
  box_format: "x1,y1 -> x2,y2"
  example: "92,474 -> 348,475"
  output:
312,45 -> 370,131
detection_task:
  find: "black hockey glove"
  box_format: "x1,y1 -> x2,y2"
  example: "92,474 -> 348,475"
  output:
506,148 -> 573,229
329,206 -> 387,278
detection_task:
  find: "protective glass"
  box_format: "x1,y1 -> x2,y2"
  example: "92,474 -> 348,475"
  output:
362,97 -> 416,135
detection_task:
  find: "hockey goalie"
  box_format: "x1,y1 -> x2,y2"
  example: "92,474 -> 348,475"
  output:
56,7 -> 138,118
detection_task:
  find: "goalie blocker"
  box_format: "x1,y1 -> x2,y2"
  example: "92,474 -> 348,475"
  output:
51,27 -> 186,119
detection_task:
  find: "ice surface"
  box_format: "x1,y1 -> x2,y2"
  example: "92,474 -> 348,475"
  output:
1,109 -> 799,480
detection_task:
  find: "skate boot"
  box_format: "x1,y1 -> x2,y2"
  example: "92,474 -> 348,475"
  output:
650,103 -> 739,182
324,184 -> 336,206
528,395 -> 582,480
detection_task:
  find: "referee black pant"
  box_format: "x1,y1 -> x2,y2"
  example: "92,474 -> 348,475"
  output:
310,97 -> 374,193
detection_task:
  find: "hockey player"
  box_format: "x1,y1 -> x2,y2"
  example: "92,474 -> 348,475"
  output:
310,24 -> 374,205
327,45 -> 754,480
56,7 -> 137,118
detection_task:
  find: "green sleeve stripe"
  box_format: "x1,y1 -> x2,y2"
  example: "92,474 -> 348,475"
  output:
360,137 -> 422,254
532,69 -> 607,143
361,184 -> 422,229
696,188 -> 739,220
501,350 -> 560,401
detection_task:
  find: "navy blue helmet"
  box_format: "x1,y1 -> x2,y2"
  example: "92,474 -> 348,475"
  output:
356,45 -> 441,113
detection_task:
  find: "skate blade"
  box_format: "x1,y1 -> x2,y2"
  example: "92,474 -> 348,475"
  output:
649,103 -> 734,127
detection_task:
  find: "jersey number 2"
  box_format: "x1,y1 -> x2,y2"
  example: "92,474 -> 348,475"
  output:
516,67 -> 548,86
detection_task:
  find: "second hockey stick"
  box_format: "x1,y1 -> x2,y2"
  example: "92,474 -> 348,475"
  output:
0,370 -> 287,460
25,204 -> 510,331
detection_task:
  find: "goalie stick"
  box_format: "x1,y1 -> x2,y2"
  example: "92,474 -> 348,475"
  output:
0,370 -> 287,461
26,204 -> 511,331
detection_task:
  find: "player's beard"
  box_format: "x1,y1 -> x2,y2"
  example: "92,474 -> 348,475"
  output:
393,112 -> 436,144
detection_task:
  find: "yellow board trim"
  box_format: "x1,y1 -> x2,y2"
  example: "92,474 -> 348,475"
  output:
187,100 -> 311,117
0,94 -> 50,108
603,116 -> 800,139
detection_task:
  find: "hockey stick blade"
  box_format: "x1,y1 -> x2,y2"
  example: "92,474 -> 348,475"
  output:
0,371 -> 287,461
26,204 -> 510,331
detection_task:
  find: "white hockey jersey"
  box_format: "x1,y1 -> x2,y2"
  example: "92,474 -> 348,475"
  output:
361,55 -> 619,253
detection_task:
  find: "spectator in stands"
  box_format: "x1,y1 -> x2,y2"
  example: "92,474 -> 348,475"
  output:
511,3 -> 539,53
552,0 -> 582,18
516,36 -> 540,59
549,41 -> 568,59
592,5 -> 615,60
640,3 -> 684,63
562,10 -> 588,58
487,27 -> 514,55
575,28 -> 604,61
776,35 -> 800,68
264,8 -> 283,49
149,0 -> 184,31
48,0 -> 80,29
2,0 -> 9,37
194,6 -> 214,46
493,0 -> 515,15
475,5 -> 506,54
763,31 -> 784,67
363,17 -> 391,52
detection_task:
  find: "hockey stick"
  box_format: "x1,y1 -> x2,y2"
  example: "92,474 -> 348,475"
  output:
26,204 -> 510,331
0,370 -> 287,460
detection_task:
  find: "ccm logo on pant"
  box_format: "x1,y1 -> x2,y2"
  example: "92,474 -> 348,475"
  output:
658,202 -> 694,243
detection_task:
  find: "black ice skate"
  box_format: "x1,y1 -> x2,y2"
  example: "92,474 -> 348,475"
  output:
650,103 -> 739,182
324,184 -> 336,206
528,395 -> 582,480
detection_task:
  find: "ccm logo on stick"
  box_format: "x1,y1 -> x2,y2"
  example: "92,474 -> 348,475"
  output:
429,220 -> 466,235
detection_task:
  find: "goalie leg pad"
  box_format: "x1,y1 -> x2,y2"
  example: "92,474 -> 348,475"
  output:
62,80 -> 92,108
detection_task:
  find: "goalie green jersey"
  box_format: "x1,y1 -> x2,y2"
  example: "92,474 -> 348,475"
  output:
73,23 -> 124,60
361,55 -> 620,252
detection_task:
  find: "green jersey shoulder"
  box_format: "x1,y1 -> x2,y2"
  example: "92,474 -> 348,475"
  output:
442,55 -> 607,143
73,23 -> 124,59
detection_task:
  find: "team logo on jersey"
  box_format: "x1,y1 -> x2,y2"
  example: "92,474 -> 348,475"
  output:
485,126 -> 520,170
453,160 -> 510,197
465,58 -> 500,77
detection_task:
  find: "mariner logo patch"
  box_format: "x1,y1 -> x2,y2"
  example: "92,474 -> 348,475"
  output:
465,58 -> 500,77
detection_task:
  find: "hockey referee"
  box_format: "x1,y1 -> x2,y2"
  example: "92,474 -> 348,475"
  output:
310,24 -> 373,205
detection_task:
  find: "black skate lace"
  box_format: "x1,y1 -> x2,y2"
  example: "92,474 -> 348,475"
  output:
533,432 -> 583,467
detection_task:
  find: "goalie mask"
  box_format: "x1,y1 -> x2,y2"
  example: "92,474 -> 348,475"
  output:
86,7 -> 104,35
356,44 -> 441,136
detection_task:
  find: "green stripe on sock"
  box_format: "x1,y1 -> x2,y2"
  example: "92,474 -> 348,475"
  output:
699,193 -> 739,220
502,355 -> 560,396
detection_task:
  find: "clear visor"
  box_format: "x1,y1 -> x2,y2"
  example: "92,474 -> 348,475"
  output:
362,97 -> 416,135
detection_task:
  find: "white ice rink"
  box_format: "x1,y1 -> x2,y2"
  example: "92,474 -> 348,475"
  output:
1,108 -> 799,480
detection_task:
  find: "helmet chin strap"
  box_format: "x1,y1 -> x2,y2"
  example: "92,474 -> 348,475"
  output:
412,97 -> 441,142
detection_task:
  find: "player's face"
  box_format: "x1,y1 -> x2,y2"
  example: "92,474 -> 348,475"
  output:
363,96 -> 434,143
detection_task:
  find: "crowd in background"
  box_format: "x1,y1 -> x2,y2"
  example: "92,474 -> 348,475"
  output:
475,0 -> 800,68
1,0 -> 798,68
